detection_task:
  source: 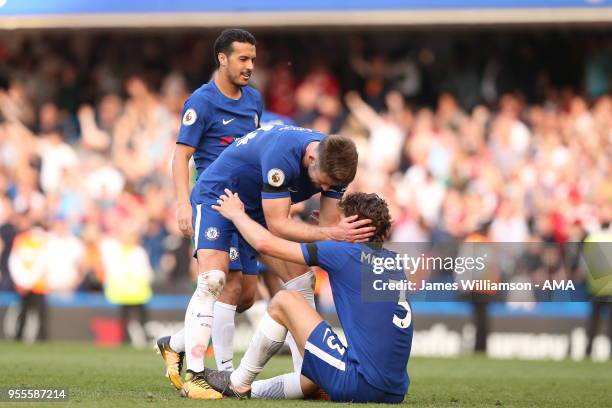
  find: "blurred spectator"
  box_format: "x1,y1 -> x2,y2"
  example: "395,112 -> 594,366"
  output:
43,216 -> 85,294
456,224 -> 498,352
583,211 -> 612,358
9,222 -> 48,341
38,127 -> 79,194
0,195 -> 17,291
585,38 -> 612,99
158,209 -> 193,290
267,63 -> 297,117
79,220 -> 105,291
111,75 -> 174,184
100,211 -> 153,343
345,90 -> 404,175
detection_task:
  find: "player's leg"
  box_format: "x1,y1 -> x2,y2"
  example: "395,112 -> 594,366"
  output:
160,249 -> 254,380
159,273 -> 237,388
259,255 -> 315,310
283,263 -> 316,372
237,274 -> 258,313
235,239 -> 260,313
238,262 -> 305,378
181,204 -> 235,399
249,290 -> 323,400
169,329 -> 185,352
240,264 -> 271,329
250,372 -> 318,400
259,255 -> 315,371
185,248 -> 228,368
248,291 -> 396,403
265,289 -> 320,354
212,237 -> 261,371
261,263 -> 283,297
180,248 -> 227,399
217,290 -> 322,397
212,270 -> 240,371
158,204 -> 227,395
236,239 -> 266,314
211,241 -> 243,371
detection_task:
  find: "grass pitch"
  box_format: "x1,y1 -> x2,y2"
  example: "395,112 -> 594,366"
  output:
1,341 -> 611,407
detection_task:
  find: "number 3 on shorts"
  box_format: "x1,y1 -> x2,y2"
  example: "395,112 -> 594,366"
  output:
323,327 -> 346,356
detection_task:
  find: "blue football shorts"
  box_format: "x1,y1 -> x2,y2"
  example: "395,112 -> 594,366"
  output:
301,321 -> 404,403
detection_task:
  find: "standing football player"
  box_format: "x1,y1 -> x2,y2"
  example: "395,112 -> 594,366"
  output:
156,28 -> 263,397
208,191 -> 413,403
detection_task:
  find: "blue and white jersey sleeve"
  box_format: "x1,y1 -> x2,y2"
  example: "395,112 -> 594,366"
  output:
176,94 -> 209,148
260,146 -> 298,200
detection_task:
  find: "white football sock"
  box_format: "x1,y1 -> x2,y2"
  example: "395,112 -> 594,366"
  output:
212,301 -> 237,371
185,270 -> 226,373
251,372 -> 304,399
230,312 -> 287,389
285,333 -> 303,373
169,328 -> 185,352
283,270 -> 316,371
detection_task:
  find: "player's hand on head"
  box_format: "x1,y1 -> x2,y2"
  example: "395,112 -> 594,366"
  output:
176,201 -> 193,237
330,214 -> 376,242
212,188 -> 244,220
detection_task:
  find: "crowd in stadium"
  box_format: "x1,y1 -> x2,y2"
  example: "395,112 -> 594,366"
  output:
0,32 -> 610,306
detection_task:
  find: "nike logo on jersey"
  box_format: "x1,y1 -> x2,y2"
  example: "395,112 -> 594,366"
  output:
221,359 -> 233,365
222,118 -> 235,125
288,187 -> 298,193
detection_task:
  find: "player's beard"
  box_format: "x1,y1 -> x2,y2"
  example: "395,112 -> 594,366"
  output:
233,70 -> 251,87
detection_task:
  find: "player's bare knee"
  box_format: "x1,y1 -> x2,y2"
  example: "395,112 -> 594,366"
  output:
267,290 -> 289,320
268,290 -> 300,316
196,269 -> 226,300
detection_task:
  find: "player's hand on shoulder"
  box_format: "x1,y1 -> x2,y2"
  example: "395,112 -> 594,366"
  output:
329,214 -> 376,243
176,201 -> 193,237
212,189 -> 245,220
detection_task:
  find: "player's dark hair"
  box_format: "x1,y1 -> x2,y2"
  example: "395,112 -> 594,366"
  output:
339,193 -> 392,242
213,28 -> 256,68
317,135 -> 358,186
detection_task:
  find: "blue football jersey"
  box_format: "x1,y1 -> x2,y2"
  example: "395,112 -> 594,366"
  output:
176,81 -> 263,175
191,125 -> 344,222
300,240 -> 413,396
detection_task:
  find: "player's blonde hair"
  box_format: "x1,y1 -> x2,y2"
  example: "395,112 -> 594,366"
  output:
317,135 -> 358,186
